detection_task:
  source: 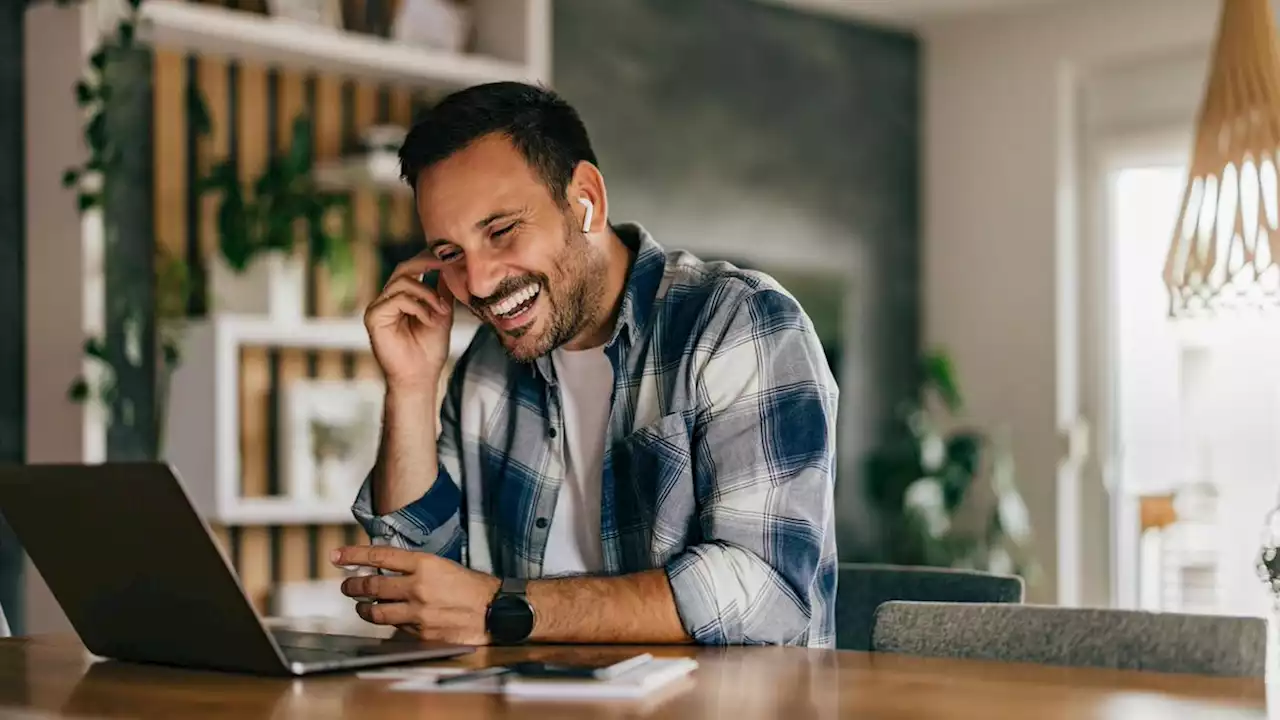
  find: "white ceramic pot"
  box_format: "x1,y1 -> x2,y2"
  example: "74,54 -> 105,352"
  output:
266,0 -> 342,28
362,125 -> 407,185
392,0 -> 471,53
209,251 -> 306,321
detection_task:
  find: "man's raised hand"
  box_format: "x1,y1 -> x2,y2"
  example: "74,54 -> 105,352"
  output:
364,253 -> 454,394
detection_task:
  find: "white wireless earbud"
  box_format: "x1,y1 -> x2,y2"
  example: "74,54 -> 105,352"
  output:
578,197 -> 594,232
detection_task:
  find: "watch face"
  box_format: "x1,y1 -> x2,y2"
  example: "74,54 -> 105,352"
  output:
487,594 -> 534,644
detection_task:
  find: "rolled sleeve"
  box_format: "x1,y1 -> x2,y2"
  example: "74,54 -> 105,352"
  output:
666,286 -> 838,646
351,465 -> 464,560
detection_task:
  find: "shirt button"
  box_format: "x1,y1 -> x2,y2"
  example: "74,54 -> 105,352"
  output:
535,517 -> 549,529
548,427 -> 558,438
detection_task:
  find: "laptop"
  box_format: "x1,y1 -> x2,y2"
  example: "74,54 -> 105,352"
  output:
0,462 -> 474,676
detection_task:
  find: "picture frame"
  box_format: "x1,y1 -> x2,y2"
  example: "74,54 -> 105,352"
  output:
280,378 -> 384,504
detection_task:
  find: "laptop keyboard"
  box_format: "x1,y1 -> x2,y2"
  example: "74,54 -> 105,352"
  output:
271,629 -> 388,657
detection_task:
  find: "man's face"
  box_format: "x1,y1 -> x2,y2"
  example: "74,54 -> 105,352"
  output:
414,134 -> 603,362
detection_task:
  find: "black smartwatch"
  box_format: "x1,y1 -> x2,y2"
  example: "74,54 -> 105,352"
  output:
485,578 -> 535,645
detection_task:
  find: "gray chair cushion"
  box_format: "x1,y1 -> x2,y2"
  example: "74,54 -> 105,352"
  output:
872,601 -> 1266,677
835,563 -> 1024,650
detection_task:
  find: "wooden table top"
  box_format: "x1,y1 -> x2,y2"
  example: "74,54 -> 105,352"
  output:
0,631 -> 1267,719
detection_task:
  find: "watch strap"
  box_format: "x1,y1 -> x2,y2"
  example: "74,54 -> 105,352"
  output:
499,577 -> 528,597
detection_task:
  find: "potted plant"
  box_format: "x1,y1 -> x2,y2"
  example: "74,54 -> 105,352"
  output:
861,350 -> 1040,582
200,113 -> 355,321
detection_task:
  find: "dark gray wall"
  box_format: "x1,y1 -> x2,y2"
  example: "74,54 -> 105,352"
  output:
0,2 -> 26,633
554,0 -> 920,555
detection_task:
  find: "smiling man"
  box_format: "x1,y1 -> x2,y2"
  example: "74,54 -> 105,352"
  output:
337,81 -> 840,648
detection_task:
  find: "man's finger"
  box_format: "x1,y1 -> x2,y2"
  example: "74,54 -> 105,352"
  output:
355,601 -> 417,627
385,252 -> 445,287
374,276 -> 450,315
341,574 -> 414,602
365,294 -> 430,329
332,545 -> 422,573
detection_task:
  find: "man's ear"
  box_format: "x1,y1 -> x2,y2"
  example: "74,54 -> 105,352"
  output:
568,161 -> 607,234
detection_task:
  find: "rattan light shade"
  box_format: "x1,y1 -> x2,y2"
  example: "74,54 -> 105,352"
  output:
1163,0 -> 1280,316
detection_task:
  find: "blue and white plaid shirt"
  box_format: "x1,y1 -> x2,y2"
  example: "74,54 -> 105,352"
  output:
352,223 -> 840,647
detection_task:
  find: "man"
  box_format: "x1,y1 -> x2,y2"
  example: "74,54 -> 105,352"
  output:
333,81 -> 839,647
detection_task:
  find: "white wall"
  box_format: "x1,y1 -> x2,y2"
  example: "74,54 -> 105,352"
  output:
921,0 -> 1223,604
22,2 -> 101,637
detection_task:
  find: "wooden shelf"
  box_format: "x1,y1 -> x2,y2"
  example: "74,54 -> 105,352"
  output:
118,0 -> 545,90
183,313 -> 477,353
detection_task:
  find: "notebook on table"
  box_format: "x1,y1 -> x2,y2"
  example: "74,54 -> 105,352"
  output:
360,653 -> 700,700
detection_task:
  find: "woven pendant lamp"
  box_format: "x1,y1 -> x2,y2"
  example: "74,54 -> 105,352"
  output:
1163,0 -> 1280,316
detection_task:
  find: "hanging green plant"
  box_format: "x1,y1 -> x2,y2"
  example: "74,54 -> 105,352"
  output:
59,0 -> 210,457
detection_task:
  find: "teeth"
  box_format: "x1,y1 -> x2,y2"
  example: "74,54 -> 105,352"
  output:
490,284 -> 539,317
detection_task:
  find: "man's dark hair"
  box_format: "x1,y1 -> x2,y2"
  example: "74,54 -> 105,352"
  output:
398,82 -> 598,206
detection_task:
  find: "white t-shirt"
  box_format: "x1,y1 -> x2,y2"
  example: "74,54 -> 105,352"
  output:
542,346 -> 612,576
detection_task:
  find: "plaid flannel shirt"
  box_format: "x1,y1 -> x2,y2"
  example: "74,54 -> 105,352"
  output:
352,223 -> 839,647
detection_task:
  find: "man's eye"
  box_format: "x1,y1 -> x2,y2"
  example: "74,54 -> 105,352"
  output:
492,223 -> 517,239
434,247 -> 461,262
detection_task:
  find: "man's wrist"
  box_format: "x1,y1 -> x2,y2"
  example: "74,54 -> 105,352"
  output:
385,381 -> 439,406
485,577 -> 535,645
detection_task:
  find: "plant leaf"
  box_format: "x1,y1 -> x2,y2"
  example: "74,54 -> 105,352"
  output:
67,378 -> 90,403
923,350 -> 963,413
86,112 -> 107,152
75,80 -> 95,106
83,337 -> 108,361
216,182 -> 253,270
78,193 -> 99,211
162,341 -> 181,367
286,114 -> 314,175
61,168 -> 80,188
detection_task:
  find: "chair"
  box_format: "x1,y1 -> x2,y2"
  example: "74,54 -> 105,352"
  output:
835,563 -> 1024,651
871,601 -> 1266,677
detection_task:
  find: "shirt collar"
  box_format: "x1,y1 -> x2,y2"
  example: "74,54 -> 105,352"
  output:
532,222 -> 666,383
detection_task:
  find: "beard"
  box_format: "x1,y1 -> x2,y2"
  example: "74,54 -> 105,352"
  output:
475,216 -> 607,363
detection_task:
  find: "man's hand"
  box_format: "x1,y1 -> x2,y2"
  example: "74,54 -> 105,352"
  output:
364,253 -> 454,394
332,545 -> 500,645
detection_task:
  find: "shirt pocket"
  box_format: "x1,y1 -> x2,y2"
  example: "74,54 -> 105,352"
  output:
614,411 -> 697,562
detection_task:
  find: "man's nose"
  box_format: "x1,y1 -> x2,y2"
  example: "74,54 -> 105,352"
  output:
465,252 -> 505,302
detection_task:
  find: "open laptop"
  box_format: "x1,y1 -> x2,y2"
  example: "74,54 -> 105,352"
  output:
0,462 -> 473,676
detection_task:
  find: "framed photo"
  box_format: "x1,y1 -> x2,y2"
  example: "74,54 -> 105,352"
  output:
281,378 -> 384,503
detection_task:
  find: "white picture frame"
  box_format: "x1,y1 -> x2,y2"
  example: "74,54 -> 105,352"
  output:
281,378 -> 384,504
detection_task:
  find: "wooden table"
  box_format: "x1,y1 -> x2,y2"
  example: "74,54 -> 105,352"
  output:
0,632 -> 1267,719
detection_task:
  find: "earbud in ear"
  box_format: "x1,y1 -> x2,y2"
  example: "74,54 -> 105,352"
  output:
578,197 -> 594,233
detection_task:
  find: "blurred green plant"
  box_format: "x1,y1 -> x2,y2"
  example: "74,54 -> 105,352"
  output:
57,0 -> 202,456
199,113 -> 355,300
862,350 -> 1041,583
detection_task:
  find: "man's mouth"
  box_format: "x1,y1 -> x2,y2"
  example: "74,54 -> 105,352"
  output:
486,283 -> 542,323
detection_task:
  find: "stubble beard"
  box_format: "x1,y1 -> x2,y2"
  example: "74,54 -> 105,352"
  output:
501,222 -> 607,363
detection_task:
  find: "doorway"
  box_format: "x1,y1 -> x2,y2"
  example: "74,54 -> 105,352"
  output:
1086,128 -> 1280,619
